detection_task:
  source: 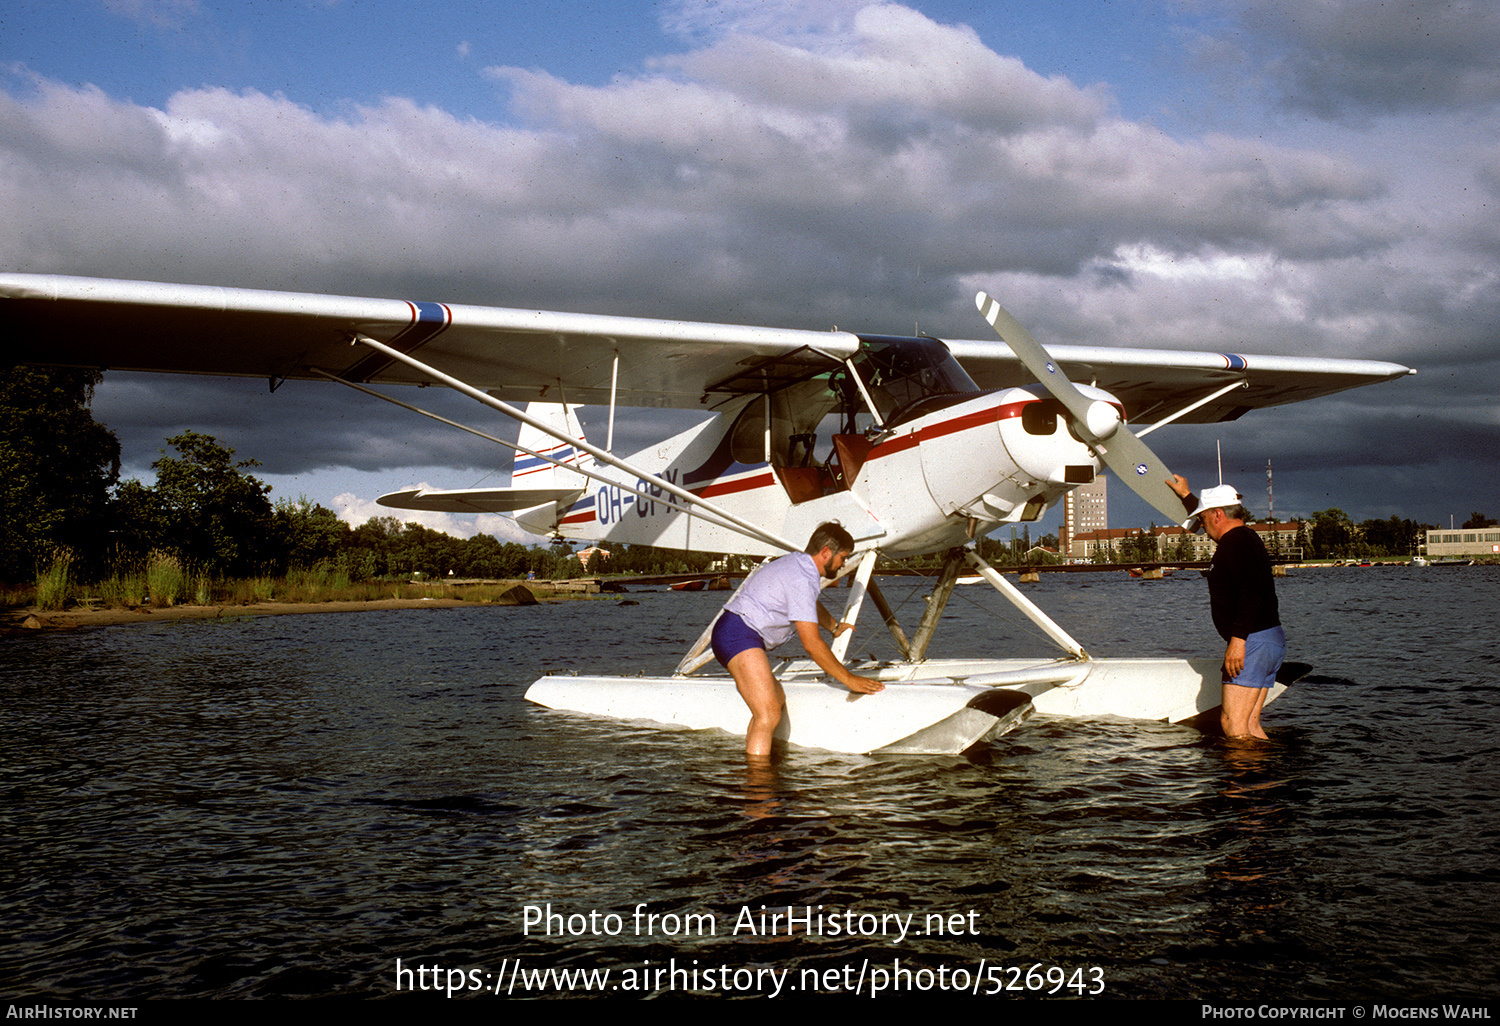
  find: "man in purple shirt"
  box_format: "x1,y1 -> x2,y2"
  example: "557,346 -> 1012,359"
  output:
710,522 -> 884,761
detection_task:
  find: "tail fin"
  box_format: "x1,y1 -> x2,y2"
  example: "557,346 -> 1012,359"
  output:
513,403 -> 594,488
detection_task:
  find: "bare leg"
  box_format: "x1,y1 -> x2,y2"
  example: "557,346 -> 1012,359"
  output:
728,648 -> 785,761
1245,687 -> 1270,740
1222,683 -> 1271,740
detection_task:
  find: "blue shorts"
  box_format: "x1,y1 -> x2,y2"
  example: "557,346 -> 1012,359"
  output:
1223,625 -> 1286,689
712,611 -> 766,668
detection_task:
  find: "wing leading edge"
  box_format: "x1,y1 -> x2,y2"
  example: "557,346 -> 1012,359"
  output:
0,273 -> 860,410
944,338 -> 1414,424
1,272 -> 1413,419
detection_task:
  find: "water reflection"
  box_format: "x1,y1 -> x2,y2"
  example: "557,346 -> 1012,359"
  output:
1,567 -> 1496,999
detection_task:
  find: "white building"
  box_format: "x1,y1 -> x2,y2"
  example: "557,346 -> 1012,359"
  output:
1424,529 -> 1500,558
1061,476 -> 1107,558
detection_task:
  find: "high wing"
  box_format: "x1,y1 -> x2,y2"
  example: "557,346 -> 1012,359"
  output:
0,273 -> 858,409
2,273 -> 1412,420
945,338 -> 1415,425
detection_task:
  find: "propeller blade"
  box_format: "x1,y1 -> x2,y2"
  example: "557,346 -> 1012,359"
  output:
1077,415 -> 1190,526
975,291 -> 1188,524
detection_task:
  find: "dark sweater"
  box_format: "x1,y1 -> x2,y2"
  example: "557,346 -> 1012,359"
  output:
1207,524 -> 1281,642
1182,491 -> 1281,641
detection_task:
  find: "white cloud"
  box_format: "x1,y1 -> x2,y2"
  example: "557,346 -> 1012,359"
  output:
5,2 -> 1498,525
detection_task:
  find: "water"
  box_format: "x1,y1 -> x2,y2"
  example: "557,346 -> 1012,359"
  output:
2,566 -> 1497,1002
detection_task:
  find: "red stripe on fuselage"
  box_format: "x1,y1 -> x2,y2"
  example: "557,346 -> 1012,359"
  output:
558,470 -> 779,529
693,471 -> 777,499
867,399 -> 1033,461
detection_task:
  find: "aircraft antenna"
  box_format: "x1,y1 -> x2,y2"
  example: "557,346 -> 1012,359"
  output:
914,262 -> 922,336
1267,459 -> 1273,521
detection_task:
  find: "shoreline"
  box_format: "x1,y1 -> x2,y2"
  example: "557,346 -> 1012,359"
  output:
6,596 -> 482,632
3,579 -> 605,633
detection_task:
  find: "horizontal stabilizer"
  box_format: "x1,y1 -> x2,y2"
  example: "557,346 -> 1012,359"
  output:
378,486 -> 583,513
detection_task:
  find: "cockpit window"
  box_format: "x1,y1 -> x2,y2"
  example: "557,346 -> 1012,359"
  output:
725,336 -> 980,470
849,336 -> 980,427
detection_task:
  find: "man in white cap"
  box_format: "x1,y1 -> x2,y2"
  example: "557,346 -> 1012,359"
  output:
1167,475 -> 1285,741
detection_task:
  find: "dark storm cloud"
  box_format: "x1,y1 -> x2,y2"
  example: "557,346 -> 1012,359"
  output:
1204,0 -> 1500,119
4,2 -> 1496,532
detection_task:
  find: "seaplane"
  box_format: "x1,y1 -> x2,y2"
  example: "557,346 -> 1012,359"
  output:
2,272 -> 1414,755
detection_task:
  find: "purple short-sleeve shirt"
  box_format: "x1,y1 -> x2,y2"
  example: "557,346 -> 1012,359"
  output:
721,552 -> 821,649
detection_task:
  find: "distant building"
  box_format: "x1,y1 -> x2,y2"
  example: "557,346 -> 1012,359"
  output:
1068,527 -> 1141,562
575,545 -> 611,569
1068,521 -> 1303,562
1061,476 -> 1107,557
1424,529 -> 1500,558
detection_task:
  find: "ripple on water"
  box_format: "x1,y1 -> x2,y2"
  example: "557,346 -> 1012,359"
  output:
2,569 -> 1498,999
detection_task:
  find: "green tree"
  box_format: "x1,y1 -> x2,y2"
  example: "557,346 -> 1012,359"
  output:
1462,511 -> 1497,529
1309,508 -> 1354,558
1359,515 -> 1422,556
0,366 -> 121,580
1128,526 -> 1160,562
1294,520 -> 1311,559
273,496 -> 349,572
1174,531 -> 1198,561
144,431 -> 274,577
347,515 -> 404,577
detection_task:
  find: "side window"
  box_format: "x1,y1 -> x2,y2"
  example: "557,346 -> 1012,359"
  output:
728,395 -> 769,465
726,381 -> 841,468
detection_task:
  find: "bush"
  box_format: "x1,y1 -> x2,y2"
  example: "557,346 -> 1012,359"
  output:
146,551 -> 187,607
35,548 -> 73,611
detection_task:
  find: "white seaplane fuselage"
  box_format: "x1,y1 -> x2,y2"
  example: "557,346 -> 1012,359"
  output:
519,376 -> 1120,562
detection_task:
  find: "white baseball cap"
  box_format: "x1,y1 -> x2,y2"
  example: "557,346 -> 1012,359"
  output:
1183,484 -> 1242,532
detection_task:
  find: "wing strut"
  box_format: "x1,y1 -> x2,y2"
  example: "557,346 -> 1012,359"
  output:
1134,379 -> 1248,439
349,334 -> 800,555
312,369 -> 756,539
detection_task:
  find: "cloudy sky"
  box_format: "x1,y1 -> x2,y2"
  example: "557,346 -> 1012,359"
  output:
3,0 -> 1496,544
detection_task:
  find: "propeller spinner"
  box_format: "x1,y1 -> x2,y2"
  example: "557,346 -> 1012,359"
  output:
975,292 -> 1187,524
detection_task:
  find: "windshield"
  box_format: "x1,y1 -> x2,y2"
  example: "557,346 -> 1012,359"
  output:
849,336 -> 980,427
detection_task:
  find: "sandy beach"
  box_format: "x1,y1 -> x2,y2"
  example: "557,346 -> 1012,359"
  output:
1,577 -> 613,633
2,597 -> 484,632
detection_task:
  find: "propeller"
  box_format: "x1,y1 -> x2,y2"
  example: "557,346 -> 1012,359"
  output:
975,291 -> 1187,524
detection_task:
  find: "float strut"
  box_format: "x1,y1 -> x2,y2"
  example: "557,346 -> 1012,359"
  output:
830,550 -> 878,663
961,547 -> 1088,660
866,579 -> 911,660
907,549 -> 965,663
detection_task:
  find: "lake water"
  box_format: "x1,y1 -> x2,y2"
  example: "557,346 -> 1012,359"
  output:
2,565 -> 1496,1004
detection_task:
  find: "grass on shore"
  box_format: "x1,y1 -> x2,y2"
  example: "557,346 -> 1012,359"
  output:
8,551 -> 582,612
